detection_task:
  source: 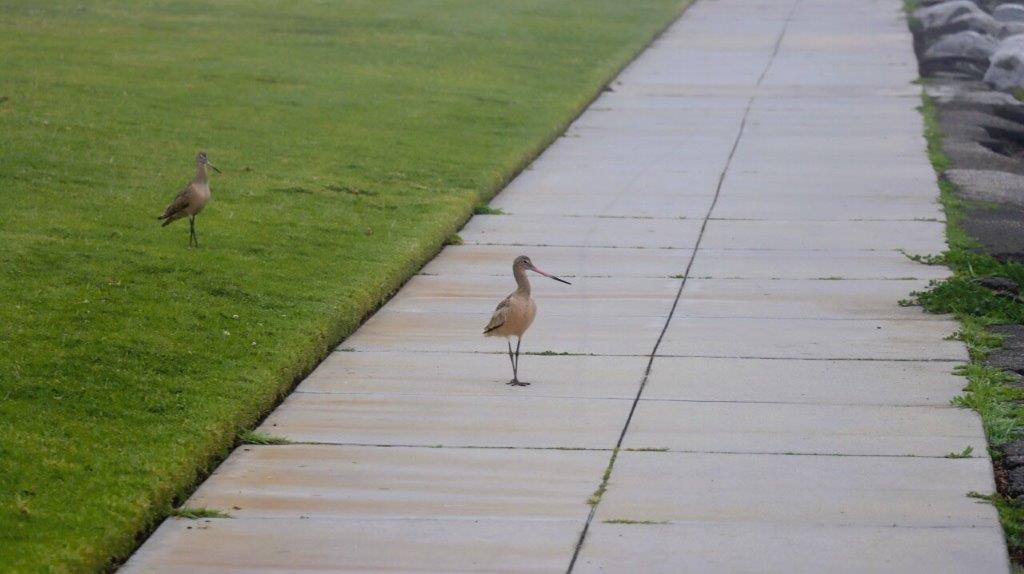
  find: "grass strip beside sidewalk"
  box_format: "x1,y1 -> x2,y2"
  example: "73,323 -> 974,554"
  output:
911,95 -> 1024,563
0,1 -> 688,570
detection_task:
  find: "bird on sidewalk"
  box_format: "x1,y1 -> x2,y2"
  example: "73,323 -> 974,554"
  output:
158,151 -> 221,247
483,255 -> 571,386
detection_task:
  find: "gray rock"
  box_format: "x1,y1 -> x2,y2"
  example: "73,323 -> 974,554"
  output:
1006,440 -> 1024,457
914,1 -> 985,29
925,77 -> 1005,102
941,98 -> 1024,128
950,168 -> 1024,205
939,119 -> 994,142
1001,22 -> 1024,38
927,78 -> 1024,106
987,325 -> 1024,377
1008,465 -> 1024,498
939,108 -> 1024,129
985,34 -> 1024,90
922,13 -> 1003,48
923,31 -> 999,78
963,201 -> 1024,262
946,168 -> 1024,205
925,30 -> 1000,60
1005,455 -> 1024,468
994,4 -> 1024,22
938,108 -> 1024,140
976,275 -> 1020,294
944,139 -> 1024,174
1003,439 -> 1024,469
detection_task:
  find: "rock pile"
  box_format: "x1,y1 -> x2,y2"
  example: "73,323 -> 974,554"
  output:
912,0 -> 1024,90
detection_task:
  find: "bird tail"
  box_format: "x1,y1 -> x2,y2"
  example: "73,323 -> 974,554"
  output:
158,212 -> 182,226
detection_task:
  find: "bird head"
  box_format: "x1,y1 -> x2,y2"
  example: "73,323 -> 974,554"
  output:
514,255 -> 570,285
196,151 -> 221,173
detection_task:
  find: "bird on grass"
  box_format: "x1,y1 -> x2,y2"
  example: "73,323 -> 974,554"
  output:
158,151 -> 220,247
484,255 -> 571,386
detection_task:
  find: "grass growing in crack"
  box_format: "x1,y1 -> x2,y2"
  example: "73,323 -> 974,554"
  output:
946,446 -> 975,459
168,507 -> 231,520
951,364 -> 1024,446
970,492 -> 1024,556
588,448 -> 619,506
238,430 -> 292,446
473,206 -> 506,215
602,519 -> 669,525
910,94 -> 1024,560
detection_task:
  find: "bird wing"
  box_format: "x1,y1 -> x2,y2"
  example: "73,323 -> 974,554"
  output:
159,183 -> 194,219
483,294 -> 512,334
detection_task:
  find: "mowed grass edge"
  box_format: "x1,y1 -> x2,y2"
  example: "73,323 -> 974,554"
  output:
0,1 -> 690,571
910,94 -> 1024,564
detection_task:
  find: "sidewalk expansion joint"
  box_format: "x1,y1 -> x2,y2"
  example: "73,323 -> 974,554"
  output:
241,442 -> 988,462
567,2 -> 804,570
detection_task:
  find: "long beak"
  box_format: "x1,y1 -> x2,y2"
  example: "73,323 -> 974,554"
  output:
208,163 -> 222,174
531,266 -> 571,285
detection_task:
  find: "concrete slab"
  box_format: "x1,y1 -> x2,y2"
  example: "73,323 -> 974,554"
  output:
385,275 -> 679,318
299,352 -> 646,399
720,170 -> 940,199
122,518 -> 582,573
712,194 -> 943,221
570,108 -> 746,134
690,249 -> 950,280
619,51 -> 773,86
505,161 -> 724,196
187,445 -> 604,520
726,161 -> 935,182
623,400 -> 985,456
489,190 -> 714,219
460,215 -> 703,249
731,142 -> 934,167
346,311 -> 664,355
644,356 -> 964,406
700,220 -> 947,252
576,522 -> 1008,574
258,392 -> 630,449
674,278 -> 941,320
615,84 -> 920,99
596,451 -> 998,527
659,316 -> 966,360
421,244 -> 692,278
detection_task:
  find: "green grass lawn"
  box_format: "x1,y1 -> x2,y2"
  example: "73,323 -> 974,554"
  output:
0,1 -> 686,570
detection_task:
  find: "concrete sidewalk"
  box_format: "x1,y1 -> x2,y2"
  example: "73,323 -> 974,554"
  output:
123,0 -> 1009,572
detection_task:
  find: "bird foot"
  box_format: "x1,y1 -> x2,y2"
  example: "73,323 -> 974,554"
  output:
507,380 -> 530,387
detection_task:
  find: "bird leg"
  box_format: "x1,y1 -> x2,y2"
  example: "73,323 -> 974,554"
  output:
514,337 -> 521,373
506,340 -> 516,383
189,216 -> 199,248
507,337 -> 528,386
